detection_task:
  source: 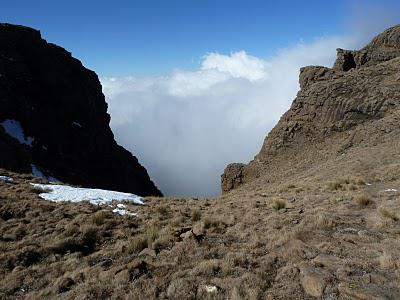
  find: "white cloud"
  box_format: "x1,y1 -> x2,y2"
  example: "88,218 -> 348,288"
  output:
201,51 -> 268,81
101,34 -> 367,197
167,69 -> 228,97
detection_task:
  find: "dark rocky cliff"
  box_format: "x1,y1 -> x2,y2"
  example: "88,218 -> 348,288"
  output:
0,23 -> 161,196
222,25 -> 400,193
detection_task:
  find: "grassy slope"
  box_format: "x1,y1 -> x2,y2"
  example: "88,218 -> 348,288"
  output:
1,106 -> 400,299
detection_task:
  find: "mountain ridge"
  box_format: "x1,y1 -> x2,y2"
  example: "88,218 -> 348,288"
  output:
222,24 -> 400,193
0,23 -> 162,196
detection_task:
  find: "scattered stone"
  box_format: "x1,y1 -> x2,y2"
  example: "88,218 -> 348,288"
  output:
180,230 -> 194,239
203,284 -> 219,293
57,277 -> 74,293
300,266 -> 330,297
313,254 -> 342,271
0,176 -> 13,183
2,233 -> 17,241
114,269 -> 130,284
192,222 -> 205,236
337,227 -> 359,234
96,257 -> 113,268
174,227 -> 192,237
338,282 -> 395,300
138,248 -> 157,257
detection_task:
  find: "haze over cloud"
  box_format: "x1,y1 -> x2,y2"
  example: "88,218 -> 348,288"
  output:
101,20 -> 393,196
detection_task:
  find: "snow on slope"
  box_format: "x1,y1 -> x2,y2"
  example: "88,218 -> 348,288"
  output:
112,203 -> 137,216
1,119 -> 34,146
0,176 -> 13,183
31,183 -> 143,216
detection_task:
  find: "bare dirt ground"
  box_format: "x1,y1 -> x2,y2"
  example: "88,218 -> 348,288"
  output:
1,107 -> 400,299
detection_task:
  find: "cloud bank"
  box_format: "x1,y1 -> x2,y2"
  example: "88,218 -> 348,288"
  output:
100,31 -> 374,196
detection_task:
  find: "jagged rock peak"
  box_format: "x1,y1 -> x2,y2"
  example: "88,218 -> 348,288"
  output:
221,24 -> 400,193
0,23 -> 162,196
333,24 -> 400,71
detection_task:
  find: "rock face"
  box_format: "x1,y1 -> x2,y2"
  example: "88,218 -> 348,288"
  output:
0,23 -> 161,196
222,25 -> 400,193
220,163 -> 245,193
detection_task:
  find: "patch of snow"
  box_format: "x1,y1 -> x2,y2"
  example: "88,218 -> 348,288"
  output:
1,119 -> 34,146
112,203 -> 136,216
384,189 -> 398,192
112,207 -> 137,216
204,285 -> 218,293
30,183 -> 144,206
31,164 -> 60,183
0,176 -> 13,183
72,121 -> 82,128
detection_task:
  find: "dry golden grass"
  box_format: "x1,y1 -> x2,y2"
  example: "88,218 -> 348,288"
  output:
1,107 -> 400,300
127,234 -> 148,254
127,227 -> 159,254
379,252 -> 395,269
272,199 -> 286,211
191,209 -> 202,221
192,259 -> 220,276
327,177 -> 365,191
379,207 -> 398,221
156,205 -> 169,216
91,210 -> 107,225
355,194 -> 373,207
278,184 -> 296,193
310,212 -> 337,230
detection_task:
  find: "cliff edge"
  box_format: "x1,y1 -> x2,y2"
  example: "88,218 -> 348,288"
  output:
222,25 -> 400,193
0,23 -> 162,196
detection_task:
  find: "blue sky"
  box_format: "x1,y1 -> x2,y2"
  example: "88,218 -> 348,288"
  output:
4,0 -> 398,76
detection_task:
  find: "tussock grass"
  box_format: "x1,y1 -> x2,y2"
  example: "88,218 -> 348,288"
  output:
327,177 -> 365,191
127,234 -> 148,254
379,252 -> 395,269
316,213 -> 336,230
191,209 -> 202,222
279,184 -> 296,193
355,195 -> 373,207
157,205 -> 169,216
92,210 -> 107,225
203,217 -> 226,229
272,199 -> 286,211
64,224 -> 80,237
127,227 -> 159,254
192,259 -> 220,276
379,207 -> 398,221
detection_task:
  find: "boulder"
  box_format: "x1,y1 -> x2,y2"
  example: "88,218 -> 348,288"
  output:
221,163 -> 245,193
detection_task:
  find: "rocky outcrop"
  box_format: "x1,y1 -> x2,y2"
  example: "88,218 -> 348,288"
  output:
0,23 -> 161,196
221,163 -> 246,193
222,25 -> 400,193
